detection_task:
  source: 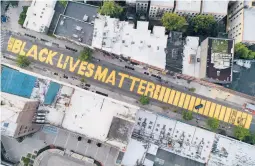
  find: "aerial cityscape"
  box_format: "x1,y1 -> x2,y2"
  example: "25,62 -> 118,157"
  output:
1,0 -> 255,166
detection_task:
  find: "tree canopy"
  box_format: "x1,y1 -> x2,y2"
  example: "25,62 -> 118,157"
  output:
161,13 -> 187,31
234,43 -> 255,59
79,48 -> 93,61
189,15 -> 217,36
207,118 -> 220,131
234,126 -> 250,141
18,6 -> 28,26
16,55 -> 30,68
99,1 -> 123,18
139,95 -> 150,105
182,111 -> 193,121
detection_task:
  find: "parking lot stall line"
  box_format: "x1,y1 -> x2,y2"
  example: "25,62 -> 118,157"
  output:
193,98 -> 201,113
183,95 -> 191,109
163,88 -> 171,103
245,114 -> 253,129
173,91 -> 181,106
168,90 -> 176,104
219,106 -> 227,121
203,101 -> 212,116
198,99 -> 207,114
188,96 -> 196,111
223,108 -> 232,123
208,103 -> 216,117
234,111 -> 243,126
178,93 -> 186,107
214,104 -> 221,119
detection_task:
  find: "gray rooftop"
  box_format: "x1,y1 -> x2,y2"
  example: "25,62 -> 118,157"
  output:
107,116 -> 134,145
64,1 -> 98,23
54,15 -> 94,45
53,2 -> 99,46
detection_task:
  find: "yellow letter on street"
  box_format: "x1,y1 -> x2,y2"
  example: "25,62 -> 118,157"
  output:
129,76 -> 140,92
26,45 -> 38,60
77,61 -> 88,75
46,50 -> 58,65
105,70 -> 116,86
137,80 -> 147,95
94,66 -> 108,82
118,73 -> 129,88
38,48 -> 49,62
11,39 -> 23,54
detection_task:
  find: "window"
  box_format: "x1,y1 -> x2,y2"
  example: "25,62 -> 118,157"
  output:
148,126 -> 152,129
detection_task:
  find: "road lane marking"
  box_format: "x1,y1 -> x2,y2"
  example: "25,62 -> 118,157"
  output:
173,91 -> 181,106
178,93 -> 186,107
183,95 -> 191,109
214,105 -> 221,119
193,98 -> 201,113
168,90 -> 176,104
203,101 -> 211,116
245,114 -> 253,129
219,106 -> 226,121
208,103 -> 216,117
188,96 -> 196,111
224,108 -> 232,123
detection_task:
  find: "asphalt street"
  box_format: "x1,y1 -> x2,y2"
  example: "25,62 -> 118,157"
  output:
2,31 -> 255,131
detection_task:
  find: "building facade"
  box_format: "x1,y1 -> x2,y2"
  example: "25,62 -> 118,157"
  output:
1,93 -> 41,138
23,0 -> 56,33
136,0 -> 149,15
174,0 -> 201,18
148,0 -> 174,20
201,0 -> 229,21
227,0 -> 255,44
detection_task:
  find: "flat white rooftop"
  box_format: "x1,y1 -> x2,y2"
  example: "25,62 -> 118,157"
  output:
175,0 -> 201,13
150,0 -> 174,7
133,110 -> 216,163
243,8 -> 255,43
92,16 -> 168,70
62,90 -> 138,149
23,0 -> 56,33
202,0 -> 229,15
208,134 -> 255,166
182,36 -> 202,78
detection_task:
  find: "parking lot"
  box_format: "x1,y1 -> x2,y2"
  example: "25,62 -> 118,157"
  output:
2,125 -> 119,166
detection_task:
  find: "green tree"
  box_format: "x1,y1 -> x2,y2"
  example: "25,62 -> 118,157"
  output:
99,1 -> 123,18
235,43 -> 249,59
161,13 -> 187,31
248,51 -> 255,59
21,157 -> 30,166
234,126 -> 250,141
207,118 -> 220,131
81,77 -> 86,83
182,111 -> 193,121
139,95 -> 150,105
59,0 -> 68,7
16,55 -> 30,68
18,6 -> 28,26
79,48 -> 93,61
190,15 -> 217,36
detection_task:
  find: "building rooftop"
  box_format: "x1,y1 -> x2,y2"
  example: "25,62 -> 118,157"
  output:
1,92 -> 38,137
205,38 -> 234,82
182,36 -> 201,78
208,134 -> 255,166
53,2 -> 98,46
150,0 -> 174,7
243,8 -> 255,43
202,0 -> 229,15
62,90 -> 138,149
92,16 -> 168,70
131,110 -> 215,164
23,0 -> 56,33
175,0 -> 201,13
